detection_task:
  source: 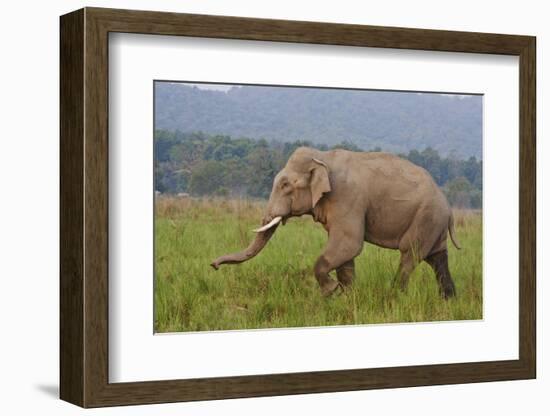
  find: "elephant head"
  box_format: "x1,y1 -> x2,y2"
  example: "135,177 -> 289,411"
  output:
210,147 -> 331,269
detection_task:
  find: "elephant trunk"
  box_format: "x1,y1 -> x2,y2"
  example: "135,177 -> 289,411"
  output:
210,223 -> 279,270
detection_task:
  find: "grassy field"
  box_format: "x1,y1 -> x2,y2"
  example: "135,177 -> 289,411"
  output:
154,197 -> 482,333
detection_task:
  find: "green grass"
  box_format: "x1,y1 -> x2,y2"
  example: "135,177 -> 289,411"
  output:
154,197 -> 482,333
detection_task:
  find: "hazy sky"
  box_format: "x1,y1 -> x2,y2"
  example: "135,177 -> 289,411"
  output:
185,83 -> 233,92
175,82 -> 474,99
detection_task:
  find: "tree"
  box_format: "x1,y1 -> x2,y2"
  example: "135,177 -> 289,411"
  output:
245,147 -> 277,198
420,147 -> 442,185
463,156 -> 479,184
189,160 -> 226,196
331,140 -> 361,152
444,176 -> 474,208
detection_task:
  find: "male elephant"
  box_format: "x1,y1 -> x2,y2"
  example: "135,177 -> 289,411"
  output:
211,147 -> 460,298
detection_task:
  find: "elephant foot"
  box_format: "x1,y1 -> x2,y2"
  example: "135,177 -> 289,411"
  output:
441,284 -> 457,300
320,279 -> 340,297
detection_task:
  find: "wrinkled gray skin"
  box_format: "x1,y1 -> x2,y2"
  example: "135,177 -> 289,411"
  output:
211,147 -> 460,298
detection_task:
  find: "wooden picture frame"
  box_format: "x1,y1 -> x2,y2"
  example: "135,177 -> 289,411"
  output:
60,7 -> 536,408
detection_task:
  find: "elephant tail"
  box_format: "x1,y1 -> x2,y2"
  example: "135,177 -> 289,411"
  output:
448,214 -> 461,250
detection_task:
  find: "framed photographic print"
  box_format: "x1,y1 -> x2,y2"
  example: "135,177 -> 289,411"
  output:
60,7 -> 536,408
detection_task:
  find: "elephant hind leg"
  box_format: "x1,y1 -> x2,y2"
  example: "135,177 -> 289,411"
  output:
425,250 -> 456,299
392,249 -> 418,291
394,210 -> 447,292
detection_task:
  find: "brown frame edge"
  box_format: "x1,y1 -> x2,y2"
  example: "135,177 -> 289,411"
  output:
60,7 -> 536,408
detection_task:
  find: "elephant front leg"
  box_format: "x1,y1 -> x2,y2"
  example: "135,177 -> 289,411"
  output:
314,229 -> 363,297
314,256 -> 341,297
336,259 -> 355,288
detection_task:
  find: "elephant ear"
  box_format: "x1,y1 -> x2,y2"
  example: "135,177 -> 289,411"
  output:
310,158 -> 331,208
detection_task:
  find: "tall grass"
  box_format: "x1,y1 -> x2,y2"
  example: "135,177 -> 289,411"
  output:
154,197 -> 482,332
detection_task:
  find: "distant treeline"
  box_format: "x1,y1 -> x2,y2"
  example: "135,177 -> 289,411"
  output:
155,130 -> 482,208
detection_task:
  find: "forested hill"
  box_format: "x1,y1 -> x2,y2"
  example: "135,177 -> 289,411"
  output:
155,83 -> 482,159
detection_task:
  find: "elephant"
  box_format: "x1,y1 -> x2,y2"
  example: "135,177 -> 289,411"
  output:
211,147 -> 460,298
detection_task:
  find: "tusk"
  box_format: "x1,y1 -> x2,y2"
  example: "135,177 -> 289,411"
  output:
253,216 -> 282,233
